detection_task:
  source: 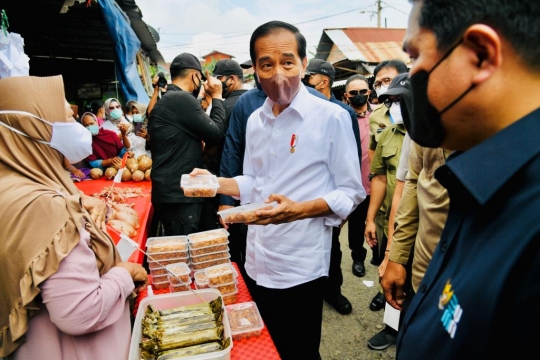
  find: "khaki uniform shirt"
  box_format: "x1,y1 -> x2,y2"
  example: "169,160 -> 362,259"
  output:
369,124 -> 406,233
388,141 -> 452,292
368,105 -> 392,151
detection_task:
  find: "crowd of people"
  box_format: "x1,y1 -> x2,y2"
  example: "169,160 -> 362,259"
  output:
1,0 -> 539,359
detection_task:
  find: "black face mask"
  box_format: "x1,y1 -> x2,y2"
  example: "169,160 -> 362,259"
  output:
302,79 -> 322,89
221,76 -> 230,98
349,93 -> 368,108
192,74 -> 203,98
401,39 -> 475,148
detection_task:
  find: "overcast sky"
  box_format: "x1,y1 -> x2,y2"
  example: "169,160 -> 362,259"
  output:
135,0 -> 412,63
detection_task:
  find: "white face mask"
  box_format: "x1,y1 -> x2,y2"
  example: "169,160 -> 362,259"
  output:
377,85 -> 389,98
0,110 -> 92,163
389,103 -> 403,124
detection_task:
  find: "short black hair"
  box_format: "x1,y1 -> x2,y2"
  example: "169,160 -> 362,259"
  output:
373,59 -> 409,78
250,21 -> 307,65
411,0 -> 540,72
170,67 -> 194,81
345,74 -> 369,90
90,100 -> 103,115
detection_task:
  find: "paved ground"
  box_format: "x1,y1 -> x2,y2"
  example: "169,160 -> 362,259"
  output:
320,223 -> 397,360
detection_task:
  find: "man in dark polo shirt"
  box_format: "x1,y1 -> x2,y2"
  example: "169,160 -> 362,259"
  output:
395,0 -> 540,358
148,53 -> 227,236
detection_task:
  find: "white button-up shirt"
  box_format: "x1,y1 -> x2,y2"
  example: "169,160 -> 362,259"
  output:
235,85 -> 366,289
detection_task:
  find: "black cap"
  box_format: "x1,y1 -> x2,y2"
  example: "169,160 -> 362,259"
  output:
377,73 -> 409,102
213,59 -> 243,77
305,59 -> 335,80
240,59 -> 253,69
170,53 -> 206,80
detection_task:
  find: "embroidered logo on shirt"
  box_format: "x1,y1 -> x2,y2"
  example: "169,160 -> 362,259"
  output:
438,280 -> 463,339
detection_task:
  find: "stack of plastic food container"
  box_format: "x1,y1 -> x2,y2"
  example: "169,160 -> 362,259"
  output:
145,236 -> 188,290
165,262 -> 192,293
187,228 -> 230,272
204,262 -> 238,305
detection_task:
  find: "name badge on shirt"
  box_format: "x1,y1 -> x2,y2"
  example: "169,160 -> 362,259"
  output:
290,134 -> 297,153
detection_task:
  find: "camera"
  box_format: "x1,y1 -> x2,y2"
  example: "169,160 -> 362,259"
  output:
157,72 -> 167,88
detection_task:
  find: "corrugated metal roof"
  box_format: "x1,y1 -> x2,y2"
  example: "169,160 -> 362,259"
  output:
319,28 -> 410,65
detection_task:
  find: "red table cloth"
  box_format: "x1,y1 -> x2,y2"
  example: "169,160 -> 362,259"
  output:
134,262 -> 281,360
74,178 -> 153,264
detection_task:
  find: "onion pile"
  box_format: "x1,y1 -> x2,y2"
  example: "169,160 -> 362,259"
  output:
100,156 -> 152,182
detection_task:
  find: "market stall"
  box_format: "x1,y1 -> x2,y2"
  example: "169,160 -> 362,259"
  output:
135,262 -> 280,360
75,178 -> 152,264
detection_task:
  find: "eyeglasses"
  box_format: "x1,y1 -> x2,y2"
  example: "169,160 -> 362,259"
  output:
384,98 -> 401,108
373,77 -> 394,90
108,105 -> 121,110
348,89 -> 369,96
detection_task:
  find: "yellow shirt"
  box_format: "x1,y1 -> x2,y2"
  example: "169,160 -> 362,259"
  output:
389,141 -> 452,292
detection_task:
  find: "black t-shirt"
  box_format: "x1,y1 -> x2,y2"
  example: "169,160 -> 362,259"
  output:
148,84 -> 226,203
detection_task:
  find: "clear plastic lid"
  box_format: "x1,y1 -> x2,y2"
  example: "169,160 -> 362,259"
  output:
187,228 -> 229,249
189,257 -> 231,271
188,241 -> 230,256
217,201 -> 278,223
204,262 -> 236,286
165,262 -> 191,285
148,256 -> 189,269
225,301 -> 264,339
180,174 -> 219,197
146,236 -> 188,252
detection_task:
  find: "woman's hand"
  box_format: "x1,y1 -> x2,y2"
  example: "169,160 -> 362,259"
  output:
115,262 -> 149,293
81,194 -> 108,232
118,123 -> 129,136
109,157 -> 122,169
136,128 -> 148,140
189,168 -> 212,176
71,168 -> 85,179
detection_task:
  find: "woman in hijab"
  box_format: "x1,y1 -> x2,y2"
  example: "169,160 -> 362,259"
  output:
102,98 -> 131,135
128,102 -> 151,159
0,75 -> 148,359
81,112 -> 132,170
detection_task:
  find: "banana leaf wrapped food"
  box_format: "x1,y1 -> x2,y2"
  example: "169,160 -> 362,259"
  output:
140,297 -> 229,357
155,338 -> 231,359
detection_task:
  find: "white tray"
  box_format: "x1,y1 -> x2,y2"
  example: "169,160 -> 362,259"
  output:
129,288 -> 233,360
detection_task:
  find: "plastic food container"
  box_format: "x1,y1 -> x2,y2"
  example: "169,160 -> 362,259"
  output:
169,278 -> 193,292
210,281 -> 237,296
189,242 -> 230,256
194,270 -> 209,289
166,262 -> 191,285
217,202 -> 278,224
222,289 -> 238,306
148,256 -> 189,268
190,248 -> 230,264
188,229 -> 229,249
152,274 -> 169,290
225,301 -> 264,340
190,257 -> 231,271
146,235 -> 188,252
128,289 -> 233,360
181,174 -> 219,197
204,263 -> 236,286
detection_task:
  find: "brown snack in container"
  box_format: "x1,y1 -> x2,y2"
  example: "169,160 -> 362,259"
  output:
169,283 -> 191,293
147,250 -> 188,260
146,237 -> 188,253
226,302 -> 263,340
166,263 -> 191,285
190,250 -> 230,264
183,187 -> 217,197
222,293 -> 237,305
205,263 -> 235,286
188,229 -> 229,249
190,258 -> 230,271
189,243 -> 229,256
148,257 -> 188,267
150,267 -> 168,277
212,282 -> 236,295
153,280 -> 169,290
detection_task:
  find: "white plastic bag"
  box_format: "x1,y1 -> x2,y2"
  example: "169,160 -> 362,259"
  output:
0,31 -> 30,78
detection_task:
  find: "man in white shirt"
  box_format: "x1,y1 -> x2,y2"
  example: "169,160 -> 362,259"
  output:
192,21 -> 365,360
